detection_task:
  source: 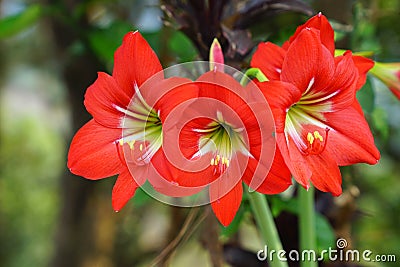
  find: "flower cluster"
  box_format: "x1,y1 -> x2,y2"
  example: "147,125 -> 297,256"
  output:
68,14 -> 380,226
251,13 -> 380,196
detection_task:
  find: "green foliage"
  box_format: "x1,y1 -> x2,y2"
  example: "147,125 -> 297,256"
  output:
371,107 -> 390,141
168,31 -> 198,62
315,215 -> 335,257
131,187 -> 153,207
0,115 -> 63,267
0,4 -> 43,39
357,77 -> 375,113
88,21 -> 135,66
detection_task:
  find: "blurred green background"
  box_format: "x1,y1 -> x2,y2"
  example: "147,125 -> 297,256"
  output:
0,0 -> 399,266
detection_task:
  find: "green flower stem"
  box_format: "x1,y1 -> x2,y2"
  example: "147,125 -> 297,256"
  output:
247,188 -> 288,267
240,67 -> 269,85
299,185 -> 317,267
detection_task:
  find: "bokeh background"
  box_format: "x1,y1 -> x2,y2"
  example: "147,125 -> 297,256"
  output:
0,0 -> 399,266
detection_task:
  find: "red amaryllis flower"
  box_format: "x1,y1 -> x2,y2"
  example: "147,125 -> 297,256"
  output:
251,16 -> 380,195
68,31 -> 197,211
369,61 -> 400,100
162,70 -> 292,226
251,13 -> 374,90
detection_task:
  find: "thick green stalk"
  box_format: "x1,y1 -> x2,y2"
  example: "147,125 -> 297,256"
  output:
299,185 -> 318,267
247,189 -> 288,267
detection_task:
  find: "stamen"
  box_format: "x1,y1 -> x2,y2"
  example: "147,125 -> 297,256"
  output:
115,141 -> 123,162
321,127 -> 330,151
209,154 -> 230,170
304,128 -> 330,155
128,140 -> 135,150
194,111 -> 250,174
307,132 -> 314,145
114,84 -> 163,166
313,131 -> 323,142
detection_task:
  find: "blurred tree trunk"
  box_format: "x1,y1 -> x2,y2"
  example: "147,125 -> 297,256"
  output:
45,1 -> 113,266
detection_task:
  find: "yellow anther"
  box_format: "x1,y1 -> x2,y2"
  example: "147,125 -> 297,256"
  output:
226,159 -> 230,167
139,143 -> 143,151
128,140 -> 135,150
119,139 -> 124,146
313,131 -> 323,142
307,132 -> 314,145
211,158 -> 215,166
216,155 -> 220,161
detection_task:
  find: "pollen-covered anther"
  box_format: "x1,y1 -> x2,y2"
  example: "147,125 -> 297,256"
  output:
128,140 -> 135,150
305,128 -> 330,155
210,154 -> 230,169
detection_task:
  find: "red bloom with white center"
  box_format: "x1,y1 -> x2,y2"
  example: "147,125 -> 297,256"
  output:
251,14 -> 380,195
68,31 -> 197,211
162,70 -> 292,226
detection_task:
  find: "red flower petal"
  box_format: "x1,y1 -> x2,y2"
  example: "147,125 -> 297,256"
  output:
325,105 -> 380,165
243,145 -> 292,194
352,55 -> 374,90
285,13 -> 335,56
150,77 -> 199,123
67,120 -> 123,179
112,31 -> 163,96
150,147 -> 216,188
210,180 -> 243,226
276,133 -> 312,189
112,168 -> 139,211
306,151 -> 342,196
196,71 -> 249,111
250,42 -> 286,80
323,52 -> 358,111
257,81 -> 302,132
281,28 -> 334,93
84,72 -> 131,128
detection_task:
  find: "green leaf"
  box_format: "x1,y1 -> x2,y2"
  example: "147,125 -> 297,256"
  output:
269,195 -> 298,217
142,31 -> 163,55
168,31 -> 198,62
0,4 -> 43,39
220,204 -> 246,238
315,214 -> 335,256
372,107 -> 389,141
88,21 -> 134,65
131,187 -> 152,207
357,77 -> 375,113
